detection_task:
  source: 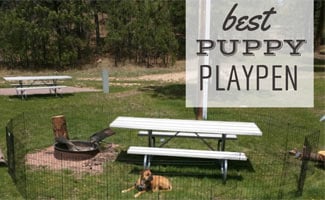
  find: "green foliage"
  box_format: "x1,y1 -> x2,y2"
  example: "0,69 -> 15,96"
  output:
168,0 -> 185,58
0,0 -> 185,69
105,0 -> 179,67
0,0 -> 93,69
314,0 -> 324,49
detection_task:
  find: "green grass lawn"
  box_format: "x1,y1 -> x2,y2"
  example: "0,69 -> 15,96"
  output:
0,61 -> 324,199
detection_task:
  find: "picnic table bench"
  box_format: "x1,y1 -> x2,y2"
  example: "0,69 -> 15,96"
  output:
3,75 -> 72,99
110,116 -> 262,182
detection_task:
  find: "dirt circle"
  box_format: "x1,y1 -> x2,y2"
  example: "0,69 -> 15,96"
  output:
26,143 -> 119,174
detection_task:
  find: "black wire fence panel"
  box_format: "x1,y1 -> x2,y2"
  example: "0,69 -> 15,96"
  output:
5,110 -> 321,200
6,113 -> 28,199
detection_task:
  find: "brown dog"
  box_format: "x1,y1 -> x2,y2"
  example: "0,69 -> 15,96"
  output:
289,147 -> 325,165
122,169 -> 172,198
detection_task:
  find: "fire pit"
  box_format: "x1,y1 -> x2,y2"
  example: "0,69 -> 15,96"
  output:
51,115 -> 115,161
54,140 -> 100,160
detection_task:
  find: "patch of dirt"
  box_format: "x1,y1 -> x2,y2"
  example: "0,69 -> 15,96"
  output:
25,143 -> 119,174
116,72 -> 185,83
110,82 -> 141,87
77,57 -> 185,85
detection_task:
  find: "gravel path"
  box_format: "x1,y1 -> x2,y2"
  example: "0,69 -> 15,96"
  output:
77,71 -> 185,83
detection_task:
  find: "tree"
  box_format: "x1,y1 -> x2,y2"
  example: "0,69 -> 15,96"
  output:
0,0 -> 93,69
105,0 -> 137,66
168,0 -> 185,59
0,0 -> 186,69
105,0 -> 179,67
314,0 -> 324,51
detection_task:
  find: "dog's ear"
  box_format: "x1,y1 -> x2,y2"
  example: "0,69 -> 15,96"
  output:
147,174 -> 153,182
142,169 -> 153,182
143,169 -> 152,176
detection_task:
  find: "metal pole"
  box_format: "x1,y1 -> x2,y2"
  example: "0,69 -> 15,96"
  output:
199,0 -> 210,120
102,69 -> 109,94
203,0 -> 210,120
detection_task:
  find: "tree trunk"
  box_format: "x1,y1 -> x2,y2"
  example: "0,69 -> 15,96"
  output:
94,12 -> 100,49
195,107 -> 203,120
315,1 -> 324,51
51,115 -> 70,140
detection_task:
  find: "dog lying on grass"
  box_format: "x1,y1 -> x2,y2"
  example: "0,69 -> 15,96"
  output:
122,169 -> 172,198
0,148 -> 7,166
289,148 -> 325,167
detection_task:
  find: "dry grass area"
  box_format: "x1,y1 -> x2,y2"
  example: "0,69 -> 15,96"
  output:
0,58 -> 185,87
77,72 -> 184,83
83,58 -> 185,83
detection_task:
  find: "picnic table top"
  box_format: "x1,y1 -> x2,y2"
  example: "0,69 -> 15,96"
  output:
3,75 -> 72,81
110,116 -> 262,136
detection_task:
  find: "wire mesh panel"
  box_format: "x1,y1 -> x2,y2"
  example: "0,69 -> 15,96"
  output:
6,120 -> 15,180
6,113 -> 28,199
5,110 -> 322,199
297,130 -> 321,196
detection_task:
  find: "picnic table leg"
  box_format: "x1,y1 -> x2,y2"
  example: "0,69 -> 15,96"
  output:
219,134 -> 227,183
21,90 -> 27,100
18,80 -> 25,100
217,134 -> 226,151
53,79 -> 58,97
144,130 -> 154,169
217,140 -> 221,151
147,130 -> 156,152
221,159 -> 228,184
143,155 -> 151,169
221,134 -> 226,151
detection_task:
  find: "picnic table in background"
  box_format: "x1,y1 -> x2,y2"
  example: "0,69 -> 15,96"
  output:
3,75 -> 72,99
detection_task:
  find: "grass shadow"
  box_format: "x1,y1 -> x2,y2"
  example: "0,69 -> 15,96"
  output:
140,84 -> 185,100
314,57 -> 325,65
314,65 -> 325,73
116,150 -> 255,182
8,93 -> 74,100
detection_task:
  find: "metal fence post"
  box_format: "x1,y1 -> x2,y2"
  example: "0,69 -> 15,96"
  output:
102,69 -> 109,94
6,122 -> 16,181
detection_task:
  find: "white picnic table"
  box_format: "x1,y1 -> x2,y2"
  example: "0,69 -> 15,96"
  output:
110,116 -> 262,149
3,75 -> 72,99
110,116 -> 262,182
110,116 -> 262,135
3,75 -> 72,82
